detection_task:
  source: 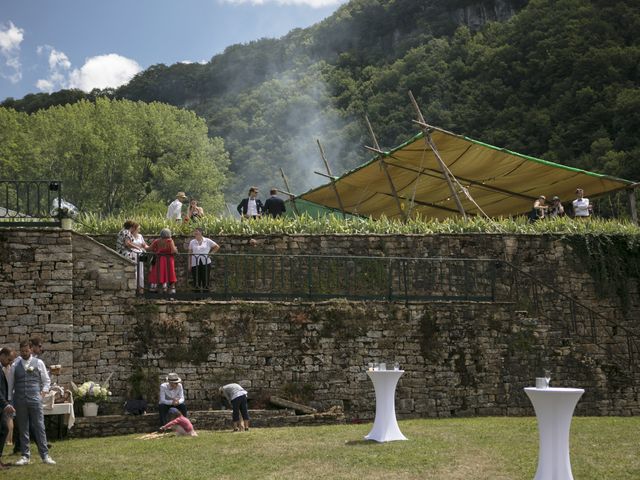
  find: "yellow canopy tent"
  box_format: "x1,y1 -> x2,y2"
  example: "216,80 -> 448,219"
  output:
299,126 -> 636,220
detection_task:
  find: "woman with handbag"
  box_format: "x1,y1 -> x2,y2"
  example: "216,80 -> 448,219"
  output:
130,223 -> 149,294
148,228 -> 178,295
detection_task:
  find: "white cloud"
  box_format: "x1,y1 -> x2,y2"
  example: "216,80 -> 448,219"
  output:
68,54 -> 141,92
35,78 -> 54,92
36,49 -> 141,93
0,21 -> 25,83
219,0 -> 344,7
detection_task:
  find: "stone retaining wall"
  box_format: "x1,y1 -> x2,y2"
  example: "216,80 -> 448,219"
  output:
2,228 -> 639,425
68,408 -> 344,438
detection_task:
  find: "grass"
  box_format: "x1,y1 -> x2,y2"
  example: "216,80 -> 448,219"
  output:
73,211 -> 640,237
3,417 -> 639,479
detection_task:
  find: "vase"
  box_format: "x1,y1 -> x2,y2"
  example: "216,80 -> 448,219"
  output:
82,402 -> 99,417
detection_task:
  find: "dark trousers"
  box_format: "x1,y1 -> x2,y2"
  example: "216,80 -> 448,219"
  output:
191,263 -> 211,289
158,403 -> 188,427
231,395 -> 249,422
0,413 -> 8,458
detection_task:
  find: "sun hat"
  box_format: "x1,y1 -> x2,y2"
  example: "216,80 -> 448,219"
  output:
552,196 -> 560,201
167,372 -> 181,383
176,191 -> 187,200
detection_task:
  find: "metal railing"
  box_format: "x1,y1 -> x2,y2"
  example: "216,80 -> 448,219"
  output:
499,260 -> 640,374
134,252 -> 639,373
0,180 -> 62,227
136,253 -> 499,302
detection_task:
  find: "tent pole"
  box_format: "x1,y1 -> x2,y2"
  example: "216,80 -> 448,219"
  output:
316,139 -> 347,219
279,167 -> 300,216
365,115 -> 408,222
408,91 -> 467,219
628,187 -> 638,225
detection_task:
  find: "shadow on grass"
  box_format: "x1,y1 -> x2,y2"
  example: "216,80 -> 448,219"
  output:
344,439 -> 380,447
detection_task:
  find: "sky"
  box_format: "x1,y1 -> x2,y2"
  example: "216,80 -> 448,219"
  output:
0,0 -> 346,101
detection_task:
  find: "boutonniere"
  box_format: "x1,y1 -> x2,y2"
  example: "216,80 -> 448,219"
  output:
25,359 -> 35,373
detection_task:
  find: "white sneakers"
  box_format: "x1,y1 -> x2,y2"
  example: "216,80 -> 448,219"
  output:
15,455 -> 56,466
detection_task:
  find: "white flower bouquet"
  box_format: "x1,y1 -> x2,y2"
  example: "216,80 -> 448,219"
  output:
71,381 -> 111,404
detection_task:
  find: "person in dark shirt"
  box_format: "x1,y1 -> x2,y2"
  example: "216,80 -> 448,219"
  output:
263,189 -> 286,218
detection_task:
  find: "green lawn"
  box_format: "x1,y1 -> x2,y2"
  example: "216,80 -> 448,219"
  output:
2,417 -> 638,479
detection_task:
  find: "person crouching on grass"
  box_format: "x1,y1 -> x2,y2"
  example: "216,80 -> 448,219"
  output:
219,383 -> 250,432
160,407 -> 197,437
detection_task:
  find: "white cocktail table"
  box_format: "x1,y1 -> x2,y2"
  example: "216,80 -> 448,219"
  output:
365,370 -> 407,442
525,387 -> 584,480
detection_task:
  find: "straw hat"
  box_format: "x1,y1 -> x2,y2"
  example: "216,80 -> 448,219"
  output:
167,372 -> 182,383
176,192 -> 187,200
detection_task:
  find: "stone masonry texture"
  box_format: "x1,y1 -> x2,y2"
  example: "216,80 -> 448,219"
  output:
1,229 -> 639,424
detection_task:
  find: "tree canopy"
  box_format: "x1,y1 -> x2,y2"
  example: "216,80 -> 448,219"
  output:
0,98 -> 229,215
2,0 -> 638,207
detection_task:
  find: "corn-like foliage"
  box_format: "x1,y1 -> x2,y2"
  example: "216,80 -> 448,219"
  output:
74,212 -> 640,237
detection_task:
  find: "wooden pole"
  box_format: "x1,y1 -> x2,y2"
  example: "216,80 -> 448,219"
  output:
408,91 -> 466,219
279,167 -> 300,215
628,188 -> 638,225
365,115 -> 407,221
316,139 -> 346,219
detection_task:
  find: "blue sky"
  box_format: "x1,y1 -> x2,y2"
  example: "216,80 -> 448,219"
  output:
0,0 -> 345,101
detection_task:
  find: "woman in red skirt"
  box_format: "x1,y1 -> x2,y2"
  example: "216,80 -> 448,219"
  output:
148,228 -> 178,294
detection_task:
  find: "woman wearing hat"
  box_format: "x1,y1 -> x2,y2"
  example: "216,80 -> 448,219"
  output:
158,373 -> 188,426
167,192 -> 187,222
548,196 -> 565,218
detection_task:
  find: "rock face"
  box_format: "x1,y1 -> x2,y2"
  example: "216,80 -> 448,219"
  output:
452,0 -> 523,30
1,228 -> 639,421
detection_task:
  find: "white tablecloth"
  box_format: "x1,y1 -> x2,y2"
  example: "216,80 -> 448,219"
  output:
364,370 -> 407,443
525,387 -> 584,480
43,402 -> 75,430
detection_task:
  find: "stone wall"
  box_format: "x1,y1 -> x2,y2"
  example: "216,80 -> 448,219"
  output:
2,228 -> 639,423
0,229 -> 74,383
68,408 -> 344,438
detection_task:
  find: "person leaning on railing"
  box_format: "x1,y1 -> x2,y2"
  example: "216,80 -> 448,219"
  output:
187,228 -> 220,291
148,228 -> 178,295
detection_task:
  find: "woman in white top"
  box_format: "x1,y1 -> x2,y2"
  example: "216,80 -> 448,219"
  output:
130,222 -> 149,294
187,228 -> 220,291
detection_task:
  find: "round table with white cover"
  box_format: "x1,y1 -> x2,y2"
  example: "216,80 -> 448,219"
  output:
364,370 -> 407,443
524,387 -> 584,480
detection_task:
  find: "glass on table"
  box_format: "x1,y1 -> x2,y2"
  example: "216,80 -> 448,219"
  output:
393,361 -> 400,371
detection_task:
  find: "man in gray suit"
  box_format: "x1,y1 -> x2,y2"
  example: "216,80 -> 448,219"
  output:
8,340 -> 56,466
0,347 -> 16,469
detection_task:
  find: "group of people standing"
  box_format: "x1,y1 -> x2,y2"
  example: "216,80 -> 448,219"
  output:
237,187 -> 286,219
0,337 -> 56,468
530,188 -> 592,222
117,222 -> 220,295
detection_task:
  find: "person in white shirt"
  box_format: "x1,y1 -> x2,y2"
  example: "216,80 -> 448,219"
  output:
158,373 -> 187,426
236,187 -> 264,220
187,228 -> 220,291
219,383 -> 250,432
8,340 -> 55,466
572,188 -> 591,218
166,192 -> 187,221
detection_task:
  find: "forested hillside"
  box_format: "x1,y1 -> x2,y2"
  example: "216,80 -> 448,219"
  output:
3,0 -> 638,210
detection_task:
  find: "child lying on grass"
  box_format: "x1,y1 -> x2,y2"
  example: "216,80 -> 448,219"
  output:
138,408 -> 197,439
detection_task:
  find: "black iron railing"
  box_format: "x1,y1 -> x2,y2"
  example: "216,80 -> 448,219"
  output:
134,252 -> 639,373
0,180 -> 62,227
136,253 -> 499,302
